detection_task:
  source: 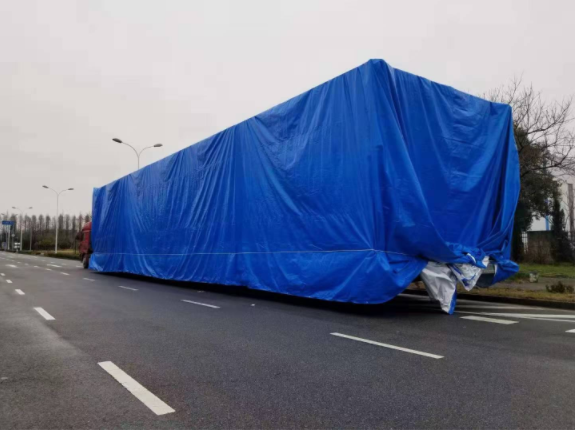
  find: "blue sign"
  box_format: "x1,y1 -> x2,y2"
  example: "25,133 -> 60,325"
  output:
2,220 -> 14,226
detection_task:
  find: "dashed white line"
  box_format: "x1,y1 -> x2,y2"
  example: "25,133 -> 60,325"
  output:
83,278 -> 96,282
98,361 -> 175,416
46,268 -> 52,271
48,264 -> 62,268
330,332 -> 443,359
460,315 -> 518,325
181,299 -> 220,309
118,286 -> 138,291
566,329 -> 575,333
61,272 -> 69,276
0,273 -> 4,276
7,264 -> 17,268
34,307 -> 55,321
6,280 -> 13,284
15,289 -> 24,295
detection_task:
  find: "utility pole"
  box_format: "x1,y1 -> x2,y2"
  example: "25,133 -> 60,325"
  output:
568,183 -> 574,242
42,186 -> 73,253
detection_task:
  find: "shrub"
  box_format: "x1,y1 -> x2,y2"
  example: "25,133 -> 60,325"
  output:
545,281 -> 575,294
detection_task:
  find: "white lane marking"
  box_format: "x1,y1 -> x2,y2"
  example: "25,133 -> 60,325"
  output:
33,266 -> 39,268
6,280 -> 13,284
456,311 -> 575,323
0,273 -> 4,276
46,268 -> 52,271
48,264 -> 62,268
25,263 -> 29,266
330,332 -> 443,359
98,361 -> 175,416
76,265 -> 83,268
34,307 -> 55,321
456,305 -> 543,310
460,315 -> 518,325
7,264 -> 17,268
481,313 -> 575,319
61,272 -> 69,276
566,329 -> 575,333
181,299 -> 220,309
15,289 -> 24,295
83,278 -> 96,282
118,286 -> 138,291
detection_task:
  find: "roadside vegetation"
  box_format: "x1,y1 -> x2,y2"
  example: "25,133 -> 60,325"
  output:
461,286 -> 575,303
516,263 -> 575,279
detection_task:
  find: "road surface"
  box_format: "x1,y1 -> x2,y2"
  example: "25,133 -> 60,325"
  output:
1,251 -> 574,429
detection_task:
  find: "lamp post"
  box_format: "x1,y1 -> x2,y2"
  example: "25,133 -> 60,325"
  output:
1,212 -> 8,251
112,138 -> 163,170
11,206 -> 33,253
42,186 -> 73,253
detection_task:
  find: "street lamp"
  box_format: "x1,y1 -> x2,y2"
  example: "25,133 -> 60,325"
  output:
113,138 -> 163,170
43,186 -> 74,253
1,212 -> 9,251
12,206 -> 33,253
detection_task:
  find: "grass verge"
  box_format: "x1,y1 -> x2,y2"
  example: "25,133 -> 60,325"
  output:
518,263 -> 575,279
20,249 -> 81,261
460,286 -> 575,303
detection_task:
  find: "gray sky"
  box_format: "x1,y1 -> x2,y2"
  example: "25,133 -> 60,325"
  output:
1,0 -> 573,218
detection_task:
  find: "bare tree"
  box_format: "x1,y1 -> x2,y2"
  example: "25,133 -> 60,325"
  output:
486,78 -> 575,178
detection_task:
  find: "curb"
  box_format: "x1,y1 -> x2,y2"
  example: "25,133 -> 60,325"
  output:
403,289 -> 575,311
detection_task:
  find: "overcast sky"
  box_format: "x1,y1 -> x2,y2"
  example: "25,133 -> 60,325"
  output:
1,0 -> 573,218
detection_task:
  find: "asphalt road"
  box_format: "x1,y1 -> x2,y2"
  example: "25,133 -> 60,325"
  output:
1,251 -> 574,429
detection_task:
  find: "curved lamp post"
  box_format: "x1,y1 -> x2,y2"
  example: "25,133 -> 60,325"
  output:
112,138 -> 163,170
42,186 -> 73,253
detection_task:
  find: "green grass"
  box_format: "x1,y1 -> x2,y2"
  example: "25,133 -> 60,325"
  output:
22,249 -> 81,260
461,286 -> 575,303
518,263 -> 575,279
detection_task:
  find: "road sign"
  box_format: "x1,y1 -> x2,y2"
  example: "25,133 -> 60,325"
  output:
2,220 -> 14,226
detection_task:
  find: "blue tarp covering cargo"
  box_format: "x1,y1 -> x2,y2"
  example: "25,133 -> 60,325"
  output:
91,59 -> 520,313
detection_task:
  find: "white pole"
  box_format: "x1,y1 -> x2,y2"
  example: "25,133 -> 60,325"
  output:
30,218 -> 32,251
19,214 -> 23,253
55,193 -> 59,254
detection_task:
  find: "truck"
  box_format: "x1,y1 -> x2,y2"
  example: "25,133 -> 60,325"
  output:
76,221 -> 92,268
88,59 -> 520,313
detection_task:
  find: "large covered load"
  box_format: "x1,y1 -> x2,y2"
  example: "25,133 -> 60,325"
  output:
91,59 -> 520,313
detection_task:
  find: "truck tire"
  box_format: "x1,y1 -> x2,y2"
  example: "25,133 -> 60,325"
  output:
82,255 -> 90,269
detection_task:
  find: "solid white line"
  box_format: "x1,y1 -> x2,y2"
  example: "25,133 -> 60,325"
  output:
118,286 -> 138,291
482,313 -> 575,319
6,280 -> 12,284
61,272 -> 69,276
456,305 -> 541,310
15,289 -> 24,295
83,278 -> 96,282
330,332 -> 443,359
98,361 -> 175,416
460,315 -> 518,325
566,329 -> 575,333
181,299 -> 220,309
34,307 -> 55,321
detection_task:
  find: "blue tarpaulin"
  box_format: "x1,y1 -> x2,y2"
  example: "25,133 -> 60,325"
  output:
91,59 -> 520,308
